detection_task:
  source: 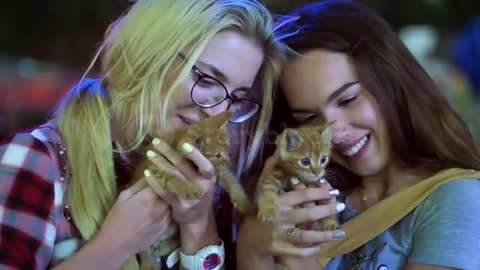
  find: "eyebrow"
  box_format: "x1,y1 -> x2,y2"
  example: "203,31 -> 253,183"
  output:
327,81 -> 360,103
197,60 -> 229,83
291,80 -> 360,114
196,60 -> 254,90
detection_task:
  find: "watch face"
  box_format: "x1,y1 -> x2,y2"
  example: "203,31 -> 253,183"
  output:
203,253 -> 221,270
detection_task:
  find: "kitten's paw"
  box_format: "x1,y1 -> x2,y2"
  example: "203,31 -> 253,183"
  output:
232,197 -> 253,214
228,190 -> 253,213
318,217 -> 340,231
257,204 -> 279,223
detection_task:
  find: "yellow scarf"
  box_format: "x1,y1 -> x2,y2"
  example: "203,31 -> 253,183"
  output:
317,168 -> 480,265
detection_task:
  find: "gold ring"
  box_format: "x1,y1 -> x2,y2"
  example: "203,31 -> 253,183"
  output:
286,225 -> 297,241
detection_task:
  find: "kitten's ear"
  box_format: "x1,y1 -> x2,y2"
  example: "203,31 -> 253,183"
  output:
282,129 -> 303,152
204,111 -> 232,128
321,126 -> 332,141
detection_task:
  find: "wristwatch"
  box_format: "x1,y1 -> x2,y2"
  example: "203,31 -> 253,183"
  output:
179,240 -> 225,270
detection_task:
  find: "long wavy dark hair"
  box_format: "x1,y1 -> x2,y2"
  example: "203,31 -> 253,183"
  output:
269,0 -> 480,191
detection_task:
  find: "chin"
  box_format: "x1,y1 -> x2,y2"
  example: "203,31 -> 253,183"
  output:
348,161 -> 386,178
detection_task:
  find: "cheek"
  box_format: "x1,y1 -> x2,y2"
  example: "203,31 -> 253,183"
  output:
360,98 -> 388,144
355,98 -> 379,127
167,84 -> 194,111
358,98 -> 391,162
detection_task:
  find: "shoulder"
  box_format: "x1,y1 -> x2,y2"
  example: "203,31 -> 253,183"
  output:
1,129 -> 52,165
407,178 -> 480,268
419,178 -> 480,210
0,126 -> 64,186
0,126 -> 66,269
413,178 -> 480,223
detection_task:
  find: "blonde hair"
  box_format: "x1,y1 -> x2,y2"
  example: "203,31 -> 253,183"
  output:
55,0 -> 285,268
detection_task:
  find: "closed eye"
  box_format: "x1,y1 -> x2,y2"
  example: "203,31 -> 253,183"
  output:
302,115 -> 318,123
337,95 -> 358,107
231,89 -> 250,99
293,114 -> 320,125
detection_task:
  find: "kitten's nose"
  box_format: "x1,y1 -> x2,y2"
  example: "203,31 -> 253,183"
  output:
312,168 -> 323,177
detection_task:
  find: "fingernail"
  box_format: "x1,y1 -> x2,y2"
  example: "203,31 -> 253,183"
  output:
319,177 -> 327,184
333,230 -> 346,239
181,142 -> 193,153
144,169 -> 151,177
146,150 -> 156,159
329,189 -> 340,197
336,202 -> 346,212
152,138 -> 161,146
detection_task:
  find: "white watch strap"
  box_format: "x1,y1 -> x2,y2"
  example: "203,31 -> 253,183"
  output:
166,248 -> 180,268
179,240 -> 225,270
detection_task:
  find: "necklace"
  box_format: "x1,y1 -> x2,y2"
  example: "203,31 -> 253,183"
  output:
360,192 -> 379,204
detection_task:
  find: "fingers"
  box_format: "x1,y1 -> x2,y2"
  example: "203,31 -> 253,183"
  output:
179,142 -> 215,179
284,226 -> 346,246
118,179 -> 149,201
143,170 -> 177,204
291,183 -> 314,233
146,150 -> 185,178
273,242 -> 322,258
151,138 -> 199,179
150,210 -> 173,245
278,187 -> 337,208
155,206 -> 172,226
293,183 -> 316,209
282,202 -> 345,224
144,169 -> 203,212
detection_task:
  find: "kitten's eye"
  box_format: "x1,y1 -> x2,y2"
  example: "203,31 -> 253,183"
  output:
320,155 -> 329,165
299,158 -> 311,167
194,137 -> 205,147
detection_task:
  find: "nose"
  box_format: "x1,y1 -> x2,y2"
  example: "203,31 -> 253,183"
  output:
202,100 -> 230,116
331,122 -> 350,145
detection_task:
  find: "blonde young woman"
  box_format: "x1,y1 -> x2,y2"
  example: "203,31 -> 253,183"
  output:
0,0 -> 285,269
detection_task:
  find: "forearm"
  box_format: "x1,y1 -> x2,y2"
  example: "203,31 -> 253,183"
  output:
237,247 -> 276,270
179,209 -> 219,255
52,237 -> 129,270
236,228 -> 276,270
277,255 -> 325,270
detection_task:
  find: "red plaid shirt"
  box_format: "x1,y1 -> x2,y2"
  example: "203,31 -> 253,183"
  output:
0,122 -> 236,269
0,125 -> 82,269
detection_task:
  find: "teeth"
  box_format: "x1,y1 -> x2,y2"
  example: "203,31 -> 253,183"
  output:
342,136 -> 368,156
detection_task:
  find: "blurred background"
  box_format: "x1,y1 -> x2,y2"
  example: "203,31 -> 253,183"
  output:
1,0 -> 479,143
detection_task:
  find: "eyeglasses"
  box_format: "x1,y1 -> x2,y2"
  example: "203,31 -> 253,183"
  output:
179,54 -> 262,124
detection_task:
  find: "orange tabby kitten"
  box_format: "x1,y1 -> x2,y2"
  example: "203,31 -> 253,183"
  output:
132,111 -> 251,211
256,124 -> 339,230
131,111 -> 252,269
